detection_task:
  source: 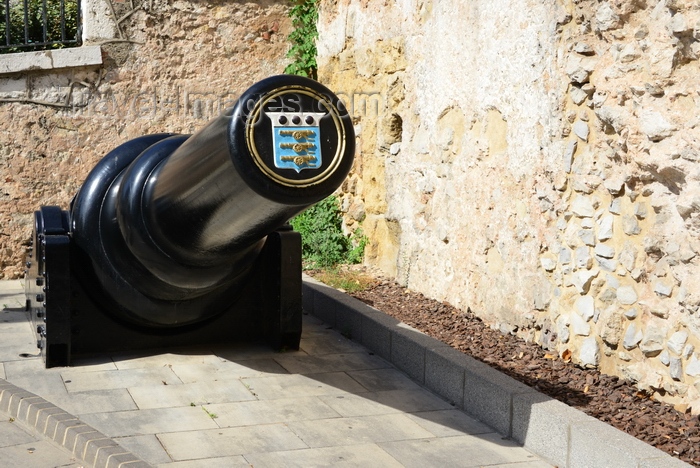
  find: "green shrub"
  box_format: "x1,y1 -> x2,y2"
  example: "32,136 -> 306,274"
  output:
291,195 -> 366,269
284,0 -> 317,79
0,0 -> 80,54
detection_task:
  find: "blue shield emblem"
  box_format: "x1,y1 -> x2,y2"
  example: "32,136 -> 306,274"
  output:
268,112 -> 325,172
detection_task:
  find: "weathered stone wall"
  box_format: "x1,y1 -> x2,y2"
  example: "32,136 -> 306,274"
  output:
0,0 -> 291,279
319,0 -> 700,409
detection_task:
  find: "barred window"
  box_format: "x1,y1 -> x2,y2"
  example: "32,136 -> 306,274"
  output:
0,0 -> 80,54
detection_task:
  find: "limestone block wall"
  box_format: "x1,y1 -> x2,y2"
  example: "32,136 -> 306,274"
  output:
0,0 -> 291,278
318,0 -> 700,408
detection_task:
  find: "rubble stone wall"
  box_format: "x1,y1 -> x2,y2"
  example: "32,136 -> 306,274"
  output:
0,0 -> 291,278
319,0 -> 700,409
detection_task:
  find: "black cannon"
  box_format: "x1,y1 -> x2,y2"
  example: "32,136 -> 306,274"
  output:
23,76 -> 354,367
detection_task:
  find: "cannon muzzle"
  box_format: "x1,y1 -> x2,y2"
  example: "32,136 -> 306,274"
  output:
24,76 -> 355,367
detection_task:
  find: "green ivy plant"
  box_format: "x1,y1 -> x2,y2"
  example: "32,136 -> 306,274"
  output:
284,0 -> 318,79
291,196 -> 366,269
0,0 -> 80,54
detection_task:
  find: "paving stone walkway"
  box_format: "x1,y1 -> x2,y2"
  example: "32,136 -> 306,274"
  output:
0,279 -> 551,467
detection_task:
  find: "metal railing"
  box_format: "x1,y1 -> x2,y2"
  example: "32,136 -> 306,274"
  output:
1,0 -> 80,53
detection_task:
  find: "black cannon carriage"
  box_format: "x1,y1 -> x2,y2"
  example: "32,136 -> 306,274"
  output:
23,76 -> 355,367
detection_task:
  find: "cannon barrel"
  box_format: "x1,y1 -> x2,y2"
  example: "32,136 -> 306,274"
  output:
25,76 -> 355,367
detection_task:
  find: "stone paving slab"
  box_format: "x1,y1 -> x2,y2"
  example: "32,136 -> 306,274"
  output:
168,358 -> 289,383
240,371 -> 367,400
404,409 -> 494,437
204,395 -> 341,427
115,434 -> 172,465
273,350 -> 392,374
80,406 -> 221,438
157,424 -> 309,461
0,437 -> 84,468
379,433 -> 551,468
298,332 -> 370,355
155,455 -> 252,468
345,367 -> 424,391
127,378 -> 256,409
287,413 -> 438,448
318,388 -> 453,417
62,366 -> 184,393
0,310 -> 36,362
243,443 -> 405,467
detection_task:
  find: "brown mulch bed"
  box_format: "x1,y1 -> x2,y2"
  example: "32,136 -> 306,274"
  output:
325,274 -> 700,466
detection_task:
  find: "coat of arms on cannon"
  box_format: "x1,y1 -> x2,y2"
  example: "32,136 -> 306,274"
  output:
23,76 -> 355,368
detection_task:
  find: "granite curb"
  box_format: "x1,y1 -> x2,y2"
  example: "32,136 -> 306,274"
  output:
0,379 -> 152,468
301,275 -> 691,468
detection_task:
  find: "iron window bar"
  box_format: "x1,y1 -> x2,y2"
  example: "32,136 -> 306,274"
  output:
1,0 -> 81,53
